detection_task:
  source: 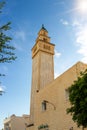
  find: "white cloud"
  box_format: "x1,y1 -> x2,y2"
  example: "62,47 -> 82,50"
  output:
0,85 -> 6,94
60,19 -> 69,26
13,42 -> 24,51
75,23 -> 87,63
54,50 -> 61,78
0,87 -> 4,91
55,50 -> 61,58
54,72 -> 60,78
72,20 -> 81,27
12,29 -> 28,52
15,30 -> 26,41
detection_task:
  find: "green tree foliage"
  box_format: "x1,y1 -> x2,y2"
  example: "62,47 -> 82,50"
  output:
0,1 -> 16,64
66,69 -> 87,130
0,1 -> 16,95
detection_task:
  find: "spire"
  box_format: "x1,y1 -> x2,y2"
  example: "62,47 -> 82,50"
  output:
41,24 -> 48,32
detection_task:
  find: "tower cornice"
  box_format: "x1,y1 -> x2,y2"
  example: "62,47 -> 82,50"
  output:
32,40 -> 55,58
32,40 -> 55,51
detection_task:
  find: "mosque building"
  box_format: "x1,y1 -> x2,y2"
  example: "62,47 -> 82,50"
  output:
27,25 -> 87,130
4,25 -> 87,130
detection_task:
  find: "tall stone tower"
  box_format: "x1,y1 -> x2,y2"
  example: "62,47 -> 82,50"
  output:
30,25 -> 55,122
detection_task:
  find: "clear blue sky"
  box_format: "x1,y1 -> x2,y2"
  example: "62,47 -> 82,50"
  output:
0,0 -> 87,129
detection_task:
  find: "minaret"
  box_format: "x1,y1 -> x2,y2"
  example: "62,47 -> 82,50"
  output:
30,25 -> 55,122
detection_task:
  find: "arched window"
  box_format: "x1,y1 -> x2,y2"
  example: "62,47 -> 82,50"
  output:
42,101 -> 46,111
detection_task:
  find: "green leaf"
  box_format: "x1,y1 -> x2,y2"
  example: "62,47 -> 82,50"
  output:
66,69 -> 87,128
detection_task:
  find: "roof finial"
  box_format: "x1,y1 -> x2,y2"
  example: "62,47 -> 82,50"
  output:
42,24 -> 44,28
41,24 -> 48,32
